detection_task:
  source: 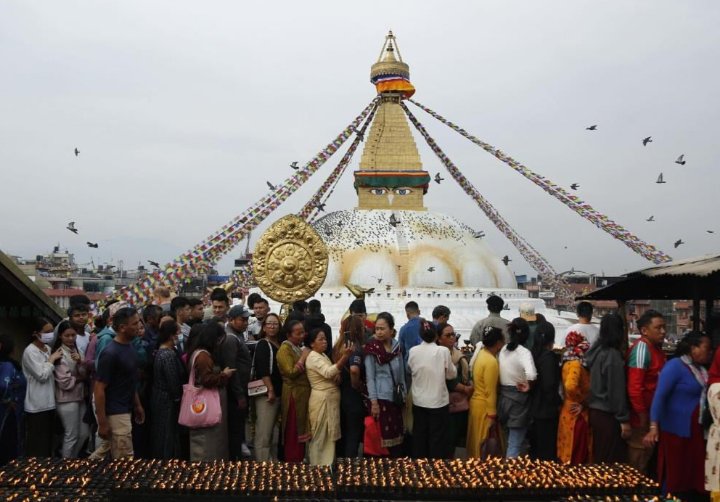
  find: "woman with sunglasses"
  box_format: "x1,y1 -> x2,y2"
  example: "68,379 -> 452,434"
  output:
436,322 -> 473,458
252,313 -> 283,461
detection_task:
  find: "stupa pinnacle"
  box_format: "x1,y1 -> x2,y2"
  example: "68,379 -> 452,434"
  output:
355,31 -> 430,211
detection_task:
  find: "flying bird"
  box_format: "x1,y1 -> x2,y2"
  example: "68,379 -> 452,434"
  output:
674,239 -> 684,248
570,183 -> 580,190
290,161 -> 299,170
707,230 -> 715,234
315,202 -> 326,212
148,260 -> 160,268
675,155 -> 686,166
389,214 -> 399,227
643,136 -> 653,146
66,222 -> 78,234
74,148 -> 80,157
501,255 -> 511,266
372,276 -> 383,284
427,266 -> 435,272
86,242 -> 98,248
266,181 -> 276,190
656,173 -> 666,184
646,215 -> 655,222
586,125 -> 597,131
472,230 -> 485,239
444,281 -> 454,285
434,173 -> 444,184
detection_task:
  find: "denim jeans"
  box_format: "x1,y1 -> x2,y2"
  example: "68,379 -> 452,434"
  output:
506,427 -> 528,458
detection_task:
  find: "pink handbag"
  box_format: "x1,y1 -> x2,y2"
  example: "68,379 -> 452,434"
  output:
178,350 -> 222,429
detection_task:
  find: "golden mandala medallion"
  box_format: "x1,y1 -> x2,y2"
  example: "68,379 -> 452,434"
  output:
253,215 -> 329,304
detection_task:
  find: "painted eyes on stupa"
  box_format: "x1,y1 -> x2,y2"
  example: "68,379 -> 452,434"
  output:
367,187 -> 412,196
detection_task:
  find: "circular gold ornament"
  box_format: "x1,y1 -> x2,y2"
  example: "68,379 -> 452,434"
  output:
253,215 -> 329,304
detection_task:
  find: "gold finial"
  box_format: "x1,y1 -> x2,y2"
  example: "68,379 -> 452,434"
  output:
371,31 -> 412,92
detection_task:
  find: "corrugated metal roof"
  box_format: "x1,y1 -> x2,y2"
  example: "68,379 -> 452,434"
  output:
630,253 -> 720,278
577,253 -> 720,301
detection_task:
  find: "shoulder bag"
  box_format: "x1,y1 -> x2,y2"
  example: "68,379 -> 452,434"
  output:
248,339 -> 272,397
389,356 -> 406,407
178,350 -> 222,429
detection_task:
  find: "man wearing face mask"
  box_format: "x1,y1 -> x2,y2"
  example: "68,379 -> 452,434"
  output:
21,317 -> 63,457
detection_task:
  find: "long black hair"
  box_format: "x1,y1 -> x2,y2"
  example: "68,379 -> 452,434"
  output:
195,321 -> 225,353
597,313 -> 625,350
506,318 -> 529,351
157,319 -> 179,347
531,321 -> 556,361
482,327 -> 504,349
184,322 -> 205,357
52,320 -> 75,353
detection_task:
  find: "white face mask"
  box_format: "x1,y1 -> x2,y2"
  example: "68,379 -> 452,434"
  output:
39,332 -> 55,345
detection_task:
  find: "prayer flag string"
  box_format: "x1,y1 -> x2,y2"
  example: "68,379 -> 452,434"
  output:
111,97 -> 380,305
401,102 -> 576,304
407,99 -> 672,265
298,103 -> 378,222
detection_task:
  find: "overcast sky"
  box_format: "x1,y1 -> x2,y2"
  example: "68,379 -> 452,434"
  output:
1,1 -> 718,279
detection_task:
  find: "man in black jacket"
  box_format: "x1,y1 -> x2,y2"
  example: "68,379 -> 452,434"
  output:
215,305 -> 252,459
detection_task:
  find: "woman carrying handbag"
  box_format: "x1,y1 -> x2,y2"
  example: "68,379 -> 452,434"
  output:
251,314 -> 283,461
184,322 -> 235,461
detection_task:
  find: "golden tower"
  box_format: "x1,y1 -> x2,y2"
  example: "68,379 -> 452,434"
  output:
355,31 -> 431,211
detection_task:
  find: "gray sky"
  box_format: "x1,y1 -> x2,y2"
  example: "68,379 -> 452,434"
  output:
1,0 -> 719,278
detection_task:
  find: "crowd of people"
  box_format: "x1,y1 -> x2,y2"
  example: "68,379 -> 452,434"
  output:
1,289 -> 720,500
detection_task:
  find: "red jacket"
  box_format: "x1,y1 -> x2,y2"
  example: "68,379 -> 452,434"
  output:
626,337 -> 666,428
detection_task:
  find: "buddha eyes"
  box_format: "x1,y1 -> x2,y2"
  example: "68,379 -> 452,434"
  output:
368,187 -> 411,196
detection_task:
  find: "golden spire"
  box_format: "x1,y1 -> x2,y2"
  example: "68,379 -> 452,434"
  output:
355,32 -> 429,211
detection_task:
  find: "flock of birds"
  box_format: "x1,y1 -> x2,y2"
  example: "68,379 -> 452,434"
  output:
579,128 -> 712,249
68,117 -> 709,281
65,218 -> 163,270
66,151 -> 164,271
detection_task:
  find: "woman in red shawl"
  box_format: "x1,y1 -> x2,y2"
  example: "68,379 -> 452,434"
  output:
363,312 -> 405,456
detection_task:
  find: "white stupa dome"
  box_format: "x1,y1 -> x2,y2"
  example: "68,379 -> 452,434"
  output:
312,209 -> 516,289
